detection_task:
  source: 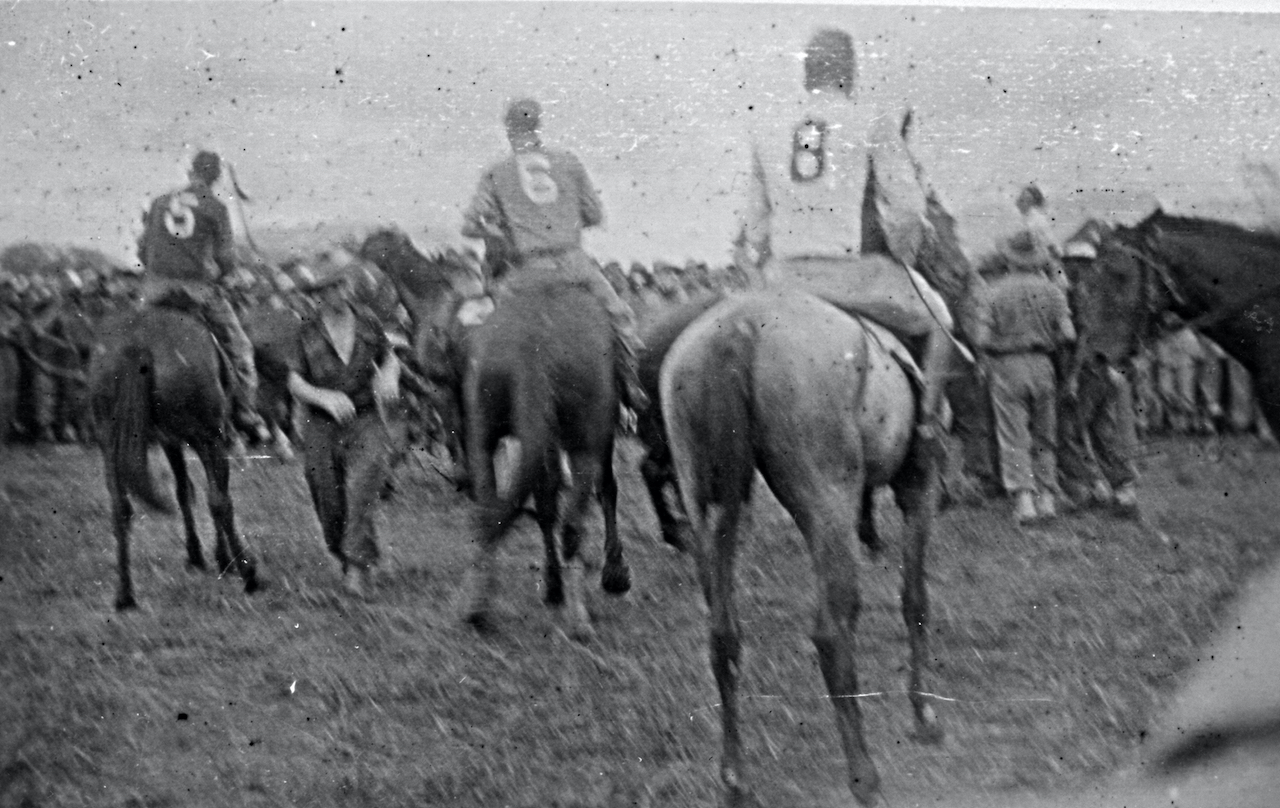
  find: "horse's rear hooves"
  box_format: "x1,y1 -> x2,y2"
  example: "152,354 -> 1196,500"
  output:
543,583 -> 565,606
913,705 -> 945,745
465,611 -> 498,635
186,558 -> 208,572
114,594 -> 137,611
601,565 -> 632,595
243,574 -> 263,595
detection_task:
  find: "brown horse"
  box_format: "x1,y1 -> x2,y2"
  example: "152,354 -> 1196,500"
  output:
660,289 -> 943,807
462,280 -> 630,639
89,306 -> 259,609
358,229 -> 487,481
1077,209 -> 1280,433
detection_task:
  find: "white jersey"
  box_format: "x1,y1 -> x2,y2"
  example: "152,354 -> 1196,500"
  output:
739,91 -> 926,264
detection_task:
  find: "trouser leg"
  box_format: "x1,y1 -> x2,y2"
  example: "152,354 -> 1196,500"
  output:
203,295 -> 266,434
1091,369 -> 1137,490
301,416 -> 349,568
1028,382 -> 1060,497
989,365 -> 1034,495
583,262 -> 649,412
340,414 -> 407,572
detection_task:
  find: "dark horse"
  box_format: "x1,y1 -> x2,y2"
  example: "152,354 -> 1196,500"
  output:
462,280 -> 631,639
357,229 -> 487,481
1079,208 -> 1280,433
661,289 -> 943,807
90,307 -> 259,609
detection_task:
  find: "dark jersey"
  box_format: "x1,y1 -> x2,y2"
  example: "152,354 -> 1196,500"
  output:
140,181 -> 235,284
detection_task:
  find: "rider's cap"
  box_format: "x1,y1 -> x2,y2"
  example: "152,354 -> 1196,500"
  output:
1002,230 -> 1053,272
191,150 -> 222,184
804,28 -> 856,96
1063,240 -> 1098,260
504,98 -> 542,134
1016,183 -> 1046,212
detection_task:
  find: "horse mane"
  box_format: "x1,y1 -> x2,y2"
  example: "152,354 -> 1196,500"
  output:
1139,209 -> 1280,253
359,228 -> 472,301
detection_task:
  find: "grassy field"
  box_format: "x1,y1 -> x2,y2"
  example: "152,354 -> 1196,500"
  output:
2,433 -> 1279,808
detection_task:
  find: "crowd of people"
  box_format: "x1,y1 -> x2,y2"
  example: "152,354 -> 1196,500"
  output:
3,25 -> 1276,546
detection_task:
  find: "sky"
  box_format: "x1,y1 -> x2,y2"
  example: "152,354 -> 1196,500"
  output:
3,2 -> 1279,266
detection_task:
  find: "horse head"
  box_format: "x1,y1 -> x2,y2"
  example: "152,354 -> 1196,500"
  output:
1073,220 -> 1174,366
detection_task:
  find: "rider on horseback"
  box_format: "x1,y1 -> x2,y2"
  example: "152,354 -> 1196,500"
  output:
138,150 -> 270,443
735,27 -> 955,453
461,97 -> 649,413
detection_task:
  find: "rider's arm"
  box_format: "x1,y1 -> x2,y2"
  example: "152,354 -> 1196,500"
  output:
461,173 -> 505,240
736,147 -> 771,271
571,155 -> 605,230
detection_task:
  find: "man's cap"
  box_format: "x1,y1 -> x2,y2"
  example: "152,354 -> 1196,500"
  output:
804,28 -> 856,96
1002,230 -> 1053,272
1063,240 -> 1098,260
504,98 -> 542,134
296,255 -> 358,293
191,150 -> 222,183
1016,183 -> 1046,211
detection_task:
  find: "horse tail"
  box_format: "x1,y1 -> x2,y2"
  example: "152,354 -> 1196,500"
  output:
108,345 -> 172,513
702,320 -> 757,507
665,317 -> 757,518
509,364 -> 560,501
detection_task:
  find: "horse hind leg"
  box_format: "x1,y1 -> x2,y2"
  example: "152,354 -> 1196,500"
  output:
801,497 -> 883,807
857,487 -> 884,559
195,440 -> 260,594
103,450 -> 137,610
692,501 -> 749,805
597,446 -> 632,595
556,453 -> 600,641
162,443 -> 204,570
892,440 -> 945,744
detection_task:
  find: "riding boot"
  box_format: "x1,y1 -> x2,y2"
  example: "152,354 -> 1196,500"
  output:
914,327 -> 953,457
204,295 -> 271,443
614,327 -> 650,414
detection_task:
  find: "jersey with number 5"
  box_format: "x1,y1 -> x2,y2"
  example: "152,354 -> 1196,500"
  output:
141,181 -> 235,283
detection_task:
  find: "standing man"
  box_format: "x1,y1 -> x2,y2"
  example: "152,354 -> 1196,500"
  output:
1056,227 -> 1141,516
138,150 -> 269,443
735,27 -> 955,450
1016,183 -> 1068,289
461,98 -> 648,412
970,231 -> 1077,524
285,263 -> 405,599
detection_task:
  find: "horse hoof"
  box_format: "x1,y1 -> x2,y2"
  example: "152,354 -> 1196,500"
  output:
243,573 -> 263,595
661,531 -> 687,553
115,593 -> 137,611
601,564 -> 632,595
567,622 -> 596,645
543,581 -> 565,607
186,557 -> 208,572
849,774 -> 882,808
914,704 -> 945,744
465,610 -> 497,634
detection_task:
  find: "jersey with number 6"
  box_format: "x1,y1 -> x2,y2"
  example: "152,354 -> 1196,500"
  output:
141,180 -> 236,283
463,147 -> 604,259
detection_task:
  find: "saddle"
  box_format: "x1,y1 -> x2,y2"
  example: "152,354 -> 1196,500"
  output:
148,288 -> 236,392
